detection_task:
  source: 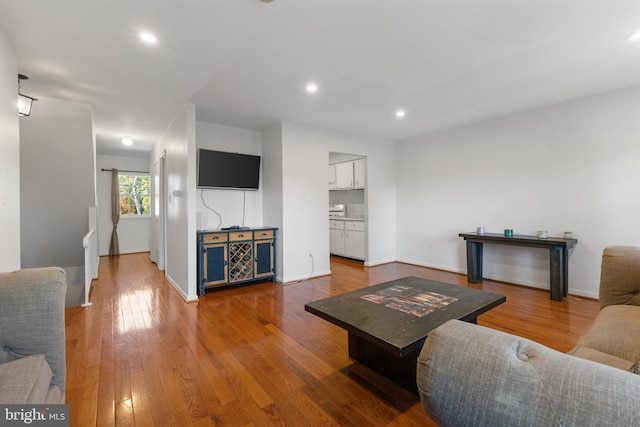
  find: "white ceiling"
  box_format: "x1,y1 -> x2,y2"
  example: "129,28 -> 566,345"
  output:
2,0 -> 640,156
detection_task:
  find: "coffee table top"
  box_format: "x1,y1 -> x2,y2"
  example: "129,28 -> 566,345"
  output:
305,276 -> 506,357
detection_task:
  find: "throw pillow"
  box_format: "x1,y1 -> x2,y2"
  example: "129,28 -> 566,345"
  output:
630,359 -> 640,375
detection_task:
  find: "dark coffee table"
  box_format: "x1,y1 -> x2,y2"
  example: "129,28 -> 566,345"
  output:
304,276 -> 506,393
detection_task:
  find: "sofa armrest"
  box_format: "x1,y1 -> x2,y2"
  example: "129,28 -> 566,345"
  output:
0,267 -> 66,395
417,320 -> 640,427
599,246 -> 640,309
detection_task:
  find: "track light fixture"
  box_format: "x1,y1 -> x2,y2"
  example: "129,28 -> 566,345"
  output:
18,74 -> 37,117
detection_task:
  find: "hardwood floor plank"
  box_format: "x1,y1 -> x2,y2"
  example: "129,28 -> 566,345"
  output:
95,310 -> 115,427
262,323 -> 338,379
64,253 -> 599,426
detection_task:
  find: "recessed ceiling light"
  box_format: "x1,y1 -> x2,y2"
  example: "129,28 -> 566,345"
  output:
140,32 -> 157,44
306,83 -> 318,93
122,136 -> 134,146
395,110 -> 406,118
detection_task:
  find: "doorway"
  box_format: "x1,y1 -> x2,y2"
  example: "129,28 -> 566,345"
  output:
329,152 -> 368,263
150,151 -> 166,270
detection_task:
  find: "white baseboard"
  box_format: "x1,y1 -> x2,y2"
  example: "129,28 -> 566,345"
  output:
165,273 -> 198,302
364,257 -> 397,267
279,269 -> 332,284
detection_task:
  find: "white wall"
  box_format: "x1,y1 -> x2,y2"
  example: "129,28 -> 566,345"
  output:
152,104 -> 198,301
96,154 -> 151,256
262,123 -> 284,280
397,85 -> 640,298
278,122 -> 397,281
192,120 -> 398,283
20,96 -> 96,286
195,121 -> 263,230
0,30 -> 20,272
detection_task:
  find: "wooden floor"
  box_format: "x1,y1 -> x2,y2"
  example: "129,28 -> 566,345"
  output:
64,253 -> 600,426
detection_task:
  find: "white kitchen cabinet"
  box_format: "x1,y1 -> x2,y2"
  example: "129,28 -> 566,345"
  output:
335,162 -> 354,189
329,220 -> 345,255
329,220 -> 365,260
353,158 -> 365,189
330,159 -> 365,190
328,164 -> 337,190
344,221 -> 365,260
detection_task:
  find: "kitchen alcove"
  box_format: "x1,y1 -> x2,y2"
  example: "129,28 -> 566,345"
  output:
329,152 -> 368,262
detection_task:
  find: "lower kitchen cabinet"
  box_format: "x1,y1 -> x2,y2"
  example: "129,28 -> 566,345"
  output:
329,220 -> 365,260
198,227 -> 277,295
329,220 -> 345,256
345,227 -> 365,260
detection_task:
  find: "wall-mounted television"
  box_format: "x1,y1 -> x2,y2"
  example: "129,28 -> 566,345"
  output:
197,149 -> 261,190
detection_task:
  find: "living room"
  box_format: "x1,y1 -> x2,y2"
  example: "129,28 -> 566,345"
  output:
3,3 -> 640,300
2,2 -> 640,425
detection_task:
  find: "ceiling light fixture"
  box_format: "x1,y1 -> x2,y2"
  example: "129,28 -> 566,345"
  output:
140,32 -> 157,44
17,74 -> 37,117
626,31 -> 640,41
121,136 -> 134,146
306,83 -> 318,93
395,109 -> 406,118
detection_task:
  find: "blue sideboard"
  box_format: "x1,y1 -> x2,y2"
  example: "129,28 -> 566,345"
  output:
197,227 -> 277,295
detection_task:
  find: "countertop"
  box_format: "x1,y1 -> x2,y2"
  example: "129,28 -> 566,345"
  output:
329,217 -> 365,222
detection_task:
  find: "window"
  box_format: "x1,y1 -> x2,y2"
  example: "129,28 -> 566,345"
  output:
119,174 -> 150,216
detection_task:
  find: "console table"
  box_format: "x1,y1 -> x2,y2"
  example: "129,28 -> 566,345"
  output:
459,233 -> 578,301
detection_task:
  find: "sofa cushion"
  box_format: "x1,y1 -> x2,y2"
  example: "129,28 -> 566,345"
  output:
599,246 -> 640,309
572,304 -> 640,363
0,354 -> 53,404
45,385 -> 64,405
0,267 -> 66,394
569,346 -> 634,371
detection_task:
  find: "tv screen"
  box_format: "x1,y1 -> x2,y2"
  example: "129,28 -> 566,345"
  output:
197,149 -> 261,190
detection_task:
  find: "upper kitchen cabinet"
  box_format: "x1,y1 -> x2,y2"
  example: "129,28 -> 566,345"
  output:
353,158 -> 365,189
329,158 -> 365,190
335,162 -> 354,189
328,164 -> 337,190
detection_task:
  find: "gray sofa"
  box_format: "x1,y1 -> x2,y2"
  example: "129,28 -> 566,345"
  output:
416,246 -> 640,427
0,267 -> 67,404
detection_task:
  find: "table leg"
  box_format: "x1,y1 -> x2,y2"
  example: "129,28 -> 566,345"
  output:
348,333 -> 419,394
466,241 -> 483,283
562,247 -> 569,297
549,246 -> 563,301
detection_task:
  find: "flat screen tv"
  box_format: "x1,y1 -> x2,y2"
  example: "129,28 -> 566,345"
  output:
197,149 -> 261,190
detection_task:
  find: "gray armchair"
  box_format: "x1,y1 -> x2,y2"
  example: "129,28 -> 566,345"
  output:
0,267 -> 67,404
417,319 -> 640,426
416,246 -> 640,427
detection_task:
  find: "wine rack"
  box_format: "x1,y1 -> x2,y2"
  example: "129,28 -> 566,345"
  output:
229,242 -> 253,282
197,228 -> 277,295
